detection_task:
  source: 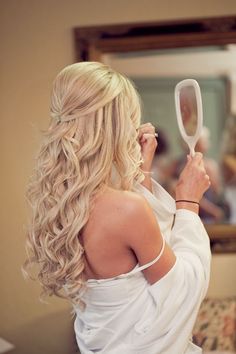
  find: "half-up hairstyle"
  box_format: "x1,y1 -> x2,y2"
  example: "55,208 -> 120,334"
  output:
23,61 -> 144,307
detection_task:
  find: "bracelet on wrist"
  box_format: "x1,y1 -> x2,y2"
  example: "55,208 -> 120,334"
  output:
175,199 -> 200,206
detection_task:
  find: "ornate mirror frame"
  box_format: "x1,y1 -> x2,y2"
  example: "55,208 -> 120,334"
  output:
74,16 -> 236,251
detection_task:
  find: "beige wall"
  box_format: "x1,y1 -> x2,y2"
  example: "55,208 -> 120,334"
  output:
1,1 -> 236,353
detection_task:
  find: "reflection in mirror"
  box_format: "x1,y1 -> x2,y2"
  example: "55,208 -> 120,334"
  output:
179,85 -> 198,136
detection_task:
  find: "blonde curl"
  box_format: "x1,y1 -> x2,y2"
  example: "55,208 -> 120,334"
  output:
22,61 -> 144,307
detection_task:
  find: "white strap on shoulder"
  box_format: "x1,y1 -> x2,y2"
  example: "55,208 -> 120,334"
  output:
131,234 -> 166,274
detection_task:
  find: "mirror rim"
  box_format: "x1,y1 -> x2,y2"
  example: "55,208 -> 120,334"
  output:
74,15 -> 236,248
175,79 -> 203,155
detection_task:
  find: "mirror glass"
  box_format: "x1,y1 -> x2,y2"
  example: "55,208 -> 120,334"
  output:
179,85 -> 198,136
175,79 -> 203,156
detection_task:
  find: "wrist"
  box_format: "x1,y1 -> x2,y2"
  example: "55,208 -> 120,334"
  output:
175,191 -> 200,204
141,173 -> 153,193
141,161 -> 153,173
176,199 -> 199,205
175,200 -> 199,214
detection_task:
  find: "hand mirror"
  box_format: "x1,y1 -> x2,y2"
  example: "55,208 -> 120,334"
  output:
175,79 -> 203,156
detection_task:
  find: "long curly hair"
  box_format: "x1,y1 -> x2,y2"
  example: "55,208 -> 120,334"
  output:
22,62 -> 144,307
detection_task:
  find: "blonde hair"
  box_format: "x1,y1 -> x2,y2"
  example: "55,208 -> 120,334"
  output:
23,61 -> 144,307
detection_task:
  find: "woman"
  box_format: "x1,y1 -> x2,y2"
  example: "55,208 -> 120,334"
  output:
23,62 -> 211,354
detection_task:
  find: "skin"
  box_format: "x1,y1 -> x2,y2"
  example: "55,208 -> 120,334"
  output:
80,123 -> 211,283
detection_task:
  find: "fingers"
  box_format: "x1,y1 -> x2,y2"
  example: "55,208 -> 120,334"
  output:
204,173 -> 211,186
186,154 -> 192,165
186,152 -> 204,171
202,173 -> 211,194
184,152 -> 208,181
191,152 -> 203,165
138,123 -> 156,139
140,133 -> 158,147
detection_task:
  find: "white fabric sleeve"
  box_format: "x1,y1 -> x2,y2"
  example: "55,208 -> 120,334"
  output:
133,179 -> 212,353
145,178 -> 211,298
170,208 -> 211,298
145,210 -> 211,354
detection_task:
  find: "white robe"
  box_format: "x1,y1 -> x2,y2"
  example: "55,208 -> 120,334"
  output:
73,179 -> 211,354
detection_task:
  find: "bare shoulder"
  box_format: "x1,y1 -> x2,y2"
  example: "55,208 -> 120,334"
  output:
90,187 -> 160,250
84,186 -> 176,283
92,187 -> 152,223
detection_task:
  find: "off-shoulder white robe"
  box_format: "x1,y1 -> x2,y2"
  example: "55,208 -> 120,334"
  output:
73,179 -> 211,354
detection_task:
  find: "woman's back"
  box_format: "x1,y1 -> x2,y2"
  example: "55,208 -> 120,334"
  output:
80,187 -> 141,280
80,185 -> 175,285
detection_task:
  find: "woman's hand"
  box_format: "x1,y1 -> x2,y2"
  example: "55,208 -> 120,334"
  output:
138,123 -> 157,172
175,152 -> 211,213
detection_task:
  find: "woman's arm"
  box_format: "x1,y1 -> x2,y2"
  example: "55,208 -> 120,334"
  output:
138,123 -> 157,193
129,152 -> 211,283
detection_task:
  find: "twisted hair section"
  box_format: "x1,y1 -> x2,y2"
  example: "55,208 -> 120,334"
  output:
22,62 -> 144,307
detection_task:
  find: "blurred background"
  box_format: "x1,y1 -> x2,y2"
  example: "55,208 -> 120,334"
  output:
1,1 -> 236,353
